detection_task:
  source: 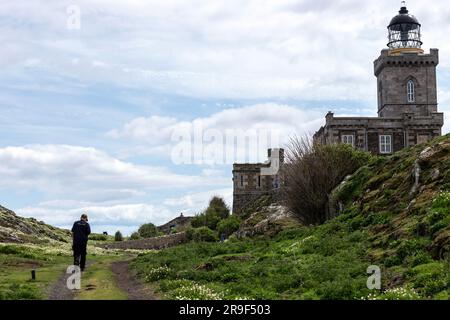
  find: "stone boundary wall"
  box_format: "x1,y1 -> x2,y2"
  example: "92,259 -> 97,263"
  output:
100,232 -> 188,250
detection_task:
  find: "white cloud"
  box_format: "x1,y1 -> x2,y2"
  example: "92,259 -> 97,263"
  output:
0,144 -> 229,201
17,186 -> 233,236
110,103 -> 324,163
3,0 -> 450,100
163,187 -> 233,214
18,201 -> 174,236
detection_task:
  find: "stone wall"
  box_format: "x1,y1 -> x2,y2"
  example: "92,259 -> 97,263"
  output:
101,232 -> 188,250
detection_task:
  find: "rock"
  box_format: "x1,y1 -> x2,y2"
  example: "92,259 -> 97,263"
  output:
326,175 -> 352,219
429,229 -> 450,260
236,205 -> 300,238
406,199 -> 416,212
419,147 -> 434,162
409,161 -> 421,198
431,168 -> 440,181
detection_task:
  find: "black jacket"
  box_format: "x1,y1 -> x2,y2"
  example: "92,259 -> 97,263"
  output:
71,220 -> 91,244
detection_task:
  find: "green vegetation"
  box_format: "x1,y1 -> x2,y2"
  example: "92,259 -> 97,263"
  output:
137,223 -> 162,238
283,139 -> 372,225
129,232 -> 141,240
188,196 -> 236,240
75,255 -> 128,300
187,226 -> 218,242
133,135 -> 450,300
0,206 -> 70,244
0,243 -> 69,299
114,231 -> 123,242
217,215 -> 241,238
0,241 -> 135,300
89,233 -> 112,241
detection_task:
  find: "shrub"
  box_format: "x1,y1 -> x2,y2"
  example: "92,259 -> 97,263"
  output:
217,215 -> 242,237
187,227 -> 218,242
208,196 -> 230,219
191,214 -> 206,228
129,232 -> 141,240
191,196 -> 230,230
114,231 -> 123,241
145,266 -> 172,282
89,234 -> 107,241
282,137 -> 372,225
138,223 -> 159,238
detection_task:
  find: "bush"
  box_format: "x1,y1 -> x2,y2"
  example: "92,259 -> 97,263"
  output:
89,234 -> 108,241
114,231 -> 123,242
282,137 -> 372,225
217,215 -> 241,237
129,232 -> 141,240
208,196 -> 230,219
138,223 -> 159,238
190,196 -> 230,230
187,227 -> 218,242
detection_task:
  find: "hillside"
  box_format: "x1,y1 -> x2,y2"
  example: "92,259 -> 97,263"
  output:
0,206 -> 70,243
132,135 -> 450,300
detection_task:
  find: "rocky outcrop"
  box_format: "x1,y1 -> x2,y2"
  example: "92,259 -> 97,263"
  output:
0,205 -> 70,243
236,205 -> 300,238
326,175 -> 352,219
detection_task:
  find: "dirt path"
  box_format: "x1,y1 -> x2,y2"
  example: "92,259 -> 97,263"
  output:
48,259 -> 157,300
48,269 -> 75,300
48,263 -> 88,300
110,260 -> 158,300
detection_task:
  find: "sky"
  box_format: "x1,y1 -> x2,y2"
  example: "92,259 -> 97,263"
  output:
1,0 -> 449,235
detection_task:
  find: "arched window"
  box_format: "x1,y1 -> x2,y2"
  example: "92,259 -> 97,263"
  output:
407,80 -> 415,103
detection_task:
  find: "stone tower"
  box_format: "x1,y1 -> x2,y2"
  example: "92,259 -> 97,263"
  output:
374,2 -> 439,118
314,2 -> 443,154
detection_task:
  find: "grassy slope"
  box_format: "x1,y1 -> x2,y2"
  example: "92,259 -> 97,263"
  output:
0,206 -> 70,244
133,135 -> 450,300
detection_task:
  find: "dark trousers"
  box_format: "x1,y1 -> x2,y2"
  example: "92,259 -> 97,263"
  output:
73,242 -> 87,270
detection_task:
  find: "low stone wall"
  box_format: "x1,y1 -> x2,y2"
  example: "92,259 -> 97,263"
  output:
101,232 -> 188,250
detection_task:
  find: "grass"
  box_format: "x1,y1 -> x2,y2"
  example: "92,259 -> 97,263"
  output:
75,255 -> 128,300
0,242 -> 130,300
132,135 -> 450,300
0,242 -> 72,299
132,223 -> 375,300
133,215 -> 449,300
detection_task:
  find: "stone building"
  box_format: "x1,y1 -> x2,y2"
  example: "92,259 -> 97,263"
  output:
314,4 -> 444,154
157,213 -> 192,234
232,149 -> 284,215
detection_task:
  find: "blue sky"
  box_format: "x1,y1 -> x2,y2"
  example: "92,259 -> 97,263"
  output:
1,0 -> 449,235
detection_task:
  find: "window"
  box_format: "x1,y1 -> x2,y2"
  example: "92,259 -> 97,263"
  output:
341,135 -> 355,147
258,175 -> 261,188
407,80 -> 415,103
240,175 -> 244,187
379,135 -> 392,154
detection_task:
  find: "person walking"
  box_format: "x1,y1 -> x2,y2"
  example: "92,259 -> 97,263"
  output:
71,214 -> 91,271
